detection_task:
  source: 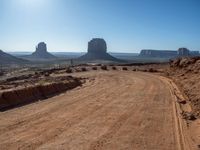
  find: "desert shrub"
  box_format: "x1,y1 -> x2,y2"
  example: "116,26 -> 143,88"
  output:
164,72 -> 170,76
66,75 -> 73,79
143,69 -> 147,72
66,67 -> 72,73
92,66 -> 97,70
112,66 -> 117,70
101,65 -> 107,70
148,68 -> 158,72
148,68 -> 154,72
44,73 -> 50,77
74,68 -> 81,72
122,67 -> 128,71
181,111 -> 196,120
81,67 -> 87,72
0,71 -> 4,76
149,68 -> 154,72
132,68 -> 136,71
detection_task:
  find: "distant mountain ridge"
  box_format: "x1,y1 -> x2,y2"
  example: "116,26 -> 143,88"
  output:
0,50 -> 28,64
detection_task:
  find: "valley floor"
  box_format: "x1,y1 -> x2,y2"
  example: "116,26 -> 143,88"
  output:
0,71 -> 194,150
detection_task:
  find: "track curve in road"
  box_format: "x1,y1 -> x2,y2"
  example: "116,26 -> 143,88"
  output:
0,71 -> 182,150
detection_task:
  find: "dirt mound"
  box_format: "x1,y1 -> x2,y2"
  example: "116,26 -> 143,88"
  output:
170,56 -> 200,68
0,76 -> 82,110
169,57 -> 200,117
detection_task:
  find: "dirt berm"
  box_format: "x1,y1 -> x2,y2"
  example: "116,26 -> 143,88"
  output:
169,56 -> 200,118
0,77 -> 82,110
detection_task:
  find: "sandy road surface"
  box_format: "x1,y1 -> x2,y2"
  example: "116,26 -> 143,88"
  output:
0,71 -> 180,150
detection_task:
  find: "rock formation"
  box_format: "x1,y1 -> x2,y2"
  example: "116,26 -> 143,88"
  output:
78,38 -> 120,62
34,42 -> 48,55
31,42 -> 56,59
0,50 -> 28,64
23,42 -> 56,60
139,48 -> 199,58
178,48 -> 190,56
88,38 -> 107,54
139,49 -> 178,58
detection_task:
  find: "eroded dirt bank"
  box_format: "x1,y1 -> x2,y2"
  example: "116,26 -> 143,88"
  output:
0,71 -> 183,150
168,57 -> 200,118
0,76 -> 83,110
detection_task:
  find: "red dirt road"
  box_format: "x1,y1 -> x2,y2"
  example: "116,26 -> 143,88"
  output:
0,71 -> 183,150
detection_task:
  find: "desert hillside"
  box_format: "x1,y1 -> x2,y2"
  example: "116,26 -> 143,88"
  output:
0,50 -> 28,64
168,57 -> 200,118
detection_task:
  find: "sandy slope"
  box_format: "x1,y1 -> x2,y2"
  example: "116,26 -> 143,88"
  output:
0,71 -> 183,150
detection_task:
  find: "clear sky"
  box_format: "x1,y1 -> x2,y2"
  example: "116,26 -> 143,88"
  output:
0,0 -> 200,53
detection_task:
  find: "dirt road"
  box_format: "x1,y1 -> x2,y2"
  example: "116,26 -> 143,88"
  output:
0,71 -> 182,150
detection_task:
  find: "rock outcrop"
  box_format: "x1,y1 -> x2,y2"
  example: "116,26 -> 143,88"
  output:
78,38 -> 121,62
23,42 -> 56,60
0,50 -> 28,64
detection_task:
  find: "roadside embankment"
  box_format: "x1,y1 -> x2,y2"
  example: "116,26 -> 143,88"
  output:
0,76 -> 83,110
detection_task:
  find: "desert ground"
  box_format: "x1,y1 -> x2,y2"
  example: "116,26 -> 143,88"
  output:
1,69 -> 198,150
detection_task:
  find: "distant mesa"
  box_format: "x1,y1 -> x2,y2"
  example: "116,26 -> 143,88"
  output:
139,48 -> 199,58
23,42 -> 56,60
78,38 -> 121,62
88,38 -> 107,54
178,48 -> 190,56
139,49 -> 177,58
0,50 -> 28,64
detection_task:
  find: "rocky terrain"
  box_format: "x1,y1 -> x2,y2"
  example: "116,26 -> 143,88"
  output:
168,57 -> 200,118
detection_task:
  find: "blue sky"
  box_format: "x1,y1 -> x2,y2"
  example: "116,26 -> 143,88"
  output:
0,0 -> 200,52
